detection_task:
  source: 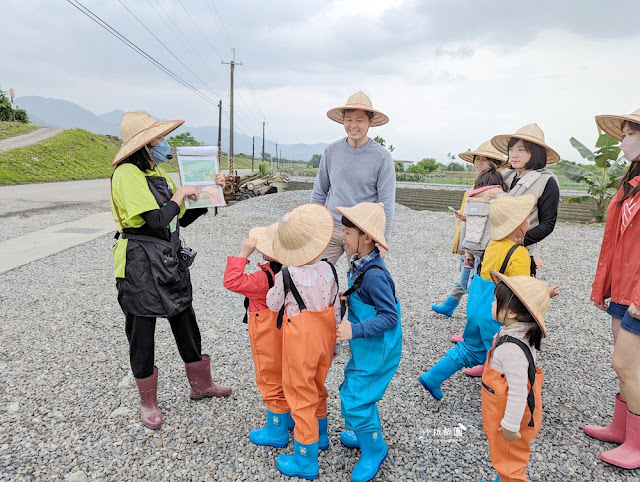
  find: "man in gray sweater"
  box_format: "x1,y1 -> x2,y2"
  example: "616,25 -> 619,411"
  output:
310,91 -> 396,265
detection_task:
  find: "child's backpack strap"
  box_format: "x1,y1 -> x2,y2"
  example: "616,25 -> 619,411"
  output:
276,267 -> 307,329
494,334 -> 537,428
477,242 -> 519,275
241,269 -> 274,324
343,265 -> 385,298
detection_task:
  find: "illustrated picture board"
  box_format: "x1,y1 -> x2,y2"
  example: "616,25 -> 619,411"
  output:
176,146 -> 226,209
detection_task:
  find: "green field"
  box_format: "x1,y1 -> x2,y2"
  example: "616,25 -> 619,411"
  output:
0,121 -> 39,140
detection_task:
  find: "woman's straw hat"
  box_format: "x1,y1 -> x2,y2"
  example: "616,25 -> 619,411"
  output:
491,123 -> 561,164
249,222 -> 279,260
489,194 -> 535,241
459,140 -> 508,166
490,271 -> 550,337
596,108 -> 640,142
271,203 -> 334,267
111,112 -> 184,167
335,202 -> 389,251
326,91 -> 389,127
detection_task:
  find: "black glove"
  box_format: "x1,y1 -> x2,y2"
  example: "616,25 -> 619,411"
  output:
179,208 -> 208,227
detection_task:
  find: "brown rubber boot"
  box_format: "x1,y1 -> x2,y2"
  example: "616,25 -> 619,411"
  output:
185,355 -> 232,399
134,366 -> 163,429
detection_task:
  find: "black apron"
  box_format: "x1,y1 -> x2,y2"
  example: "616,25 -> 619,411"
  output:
117,176 -> 192,318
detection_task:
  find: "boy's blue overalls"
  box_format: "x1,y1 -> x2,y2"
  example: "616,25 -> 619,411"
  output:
339,263 -> 402,482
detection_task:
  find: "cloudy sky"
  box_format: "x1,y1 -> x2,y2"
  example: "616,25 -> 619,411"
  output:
5,0 -> 640,162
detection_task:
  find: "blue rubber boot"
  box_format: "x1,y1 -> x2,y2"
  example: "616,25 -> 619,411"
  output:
431,296 -> 460,317
249,410 -> 290,447
352,430 -> 388,482
418,355 -> 463,400
478,476 -> 499,482
318,417 -> 329,450
276,440 -> 319,480
340,430 -> 360,449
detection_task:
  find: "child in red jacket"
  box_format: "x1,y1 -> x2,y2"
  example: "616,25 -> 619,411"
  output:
223,224 -> 291,447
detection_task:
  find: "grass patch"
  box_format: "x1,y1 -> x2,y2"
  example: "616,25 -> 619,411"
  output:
0,121 -> 39,140
0,129 -> 121,185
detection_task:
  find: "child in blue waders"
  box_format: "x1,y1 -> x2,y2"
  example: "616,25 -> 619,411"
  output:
419,194 -> 535,400
335,202 -> 402,482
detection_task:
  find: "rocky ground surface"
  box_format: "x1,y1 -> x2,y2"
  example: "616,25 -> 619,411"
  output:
1,190 -> 638,481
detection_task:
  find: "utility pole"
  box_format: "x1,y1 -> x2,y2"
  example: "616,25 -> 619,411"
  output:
261,120 -> 266,166
217,100 -> 222,171
222,48 -> 242,175
251,136 -> 255,172
275,142 -> 278,171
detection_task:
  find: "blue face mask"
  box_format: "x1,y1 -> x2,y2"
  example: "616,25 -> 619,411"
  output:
148,140 -> 171,163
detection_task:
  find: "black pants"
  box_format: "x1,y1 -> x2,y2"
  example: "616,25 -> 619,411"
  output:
124,305 -> 202,379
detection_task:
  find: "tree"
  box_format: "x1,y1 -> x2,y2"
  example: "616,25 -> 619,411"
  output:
258,161 -> 270,177
447,161 -> 465,172
556,128 -> 625,222
167,132 -> 202,147
407,158 -> 438,174
309,154 -> 322,168
373,135 -> 386,148
394,162 -> 404,172
0,87 -> 28,123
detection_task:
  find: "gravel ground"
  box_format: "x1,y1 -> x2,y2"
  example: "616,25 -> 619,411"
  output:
1,190 -> 638,481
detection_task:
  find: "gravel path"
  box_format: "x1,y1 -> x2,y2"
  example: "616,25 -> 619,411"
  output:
1,190 -> 637,481
0,128 -> 63,153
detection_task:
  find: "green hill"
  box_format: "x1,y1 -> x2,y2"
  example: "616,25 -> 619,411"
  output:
0,128 -> 120,185
0,121 -> 38,140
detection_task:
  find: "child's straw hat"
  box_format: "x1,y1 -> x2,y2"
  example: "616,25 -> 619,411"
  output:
489,194 -> 535,241
271,203 -> 334,267
491,123 -> 561,164
326,91 -> 389,127
490,271 -> 550,337
596,108 -> 640,142
335,203 -> 389,251
458,140 -> 507,166
249,223 -> 279,260
111,112 -> 184,167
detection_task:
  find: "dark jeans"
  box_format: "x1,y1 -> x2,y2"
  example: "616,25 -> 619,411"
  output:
124,305 -> 202,379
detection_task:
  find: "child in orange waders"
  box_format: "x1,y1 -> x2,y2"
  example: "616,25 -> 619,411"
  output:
335,202 -> 402,482
223,224 -> 296,447
266,203 -> 340,480
479,272 -> 558,482
419,194 -> 535,400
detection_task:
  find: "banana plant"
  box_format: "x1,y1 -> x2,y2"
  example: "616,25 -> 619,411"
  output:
556,127 -> 625,222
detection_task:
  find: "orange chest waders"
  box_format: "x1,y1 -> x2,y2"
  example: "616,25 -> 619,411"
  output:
481,335 -> 544,482
276,265 -> 337,445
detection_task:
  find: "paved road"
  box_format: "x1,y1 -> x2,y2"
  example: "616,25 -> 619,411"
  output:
0,127 -> 63,152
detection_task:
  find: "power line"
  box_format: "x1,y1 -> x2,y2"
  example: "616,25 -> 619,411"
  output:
66,0 -> 219,108
206,0 -> 234,49
240,63 -> 265,120
175,0 -> 226,64
117,0 -> 224,101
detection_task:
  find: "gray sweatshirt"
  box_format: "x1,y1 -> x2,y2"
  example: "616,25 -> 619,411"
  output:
310,138 -> 396,239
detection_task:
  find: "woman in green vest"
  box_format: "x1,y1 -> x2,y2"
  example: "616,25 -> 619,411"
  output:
110,112 -> 231,429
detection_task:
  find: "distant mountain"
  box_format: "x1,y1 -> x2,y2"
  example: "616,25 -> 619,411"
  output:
15,96 -> 328,162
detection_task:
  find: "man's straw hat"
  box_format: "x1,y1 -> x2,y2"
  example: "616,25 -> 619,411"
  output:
249,222 -> 279,260
491,123 -> 561,164
111,112 -> 184,167
459,140 -> 508,166
271,204 -> 334,267
596,108 -> 640,142
326,91 -> 389,127
490,271 -> 550,337
489,194 -> 535,241
335,202 -> 389,251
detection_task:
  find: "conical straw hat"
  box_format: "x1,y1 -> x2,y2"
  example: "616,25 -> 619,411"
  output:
490,271 -> 550,337
335,202 -> 388,251
489,194 -> 535,241
271,204 -> 334,267
326,91 -> 389,127
595,108 -> 640,142
459,140 -> 508,166
491,123 -> 561,164
249,222 -> 279,260
111,112 -> 184,167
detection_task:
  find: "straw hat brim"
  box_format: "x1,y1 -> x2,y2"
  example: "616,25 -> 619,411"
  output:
458,150 -> 507,166
490,271 -> 547,337
272,204 -> 334,267
595,114 -> 640,142
111,119 -> 184,167
249,223 -> 279,260
326,104 -> 389,127
491,134 -> 561,165
490,194 -> 536,241
334,205 -> 389,251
